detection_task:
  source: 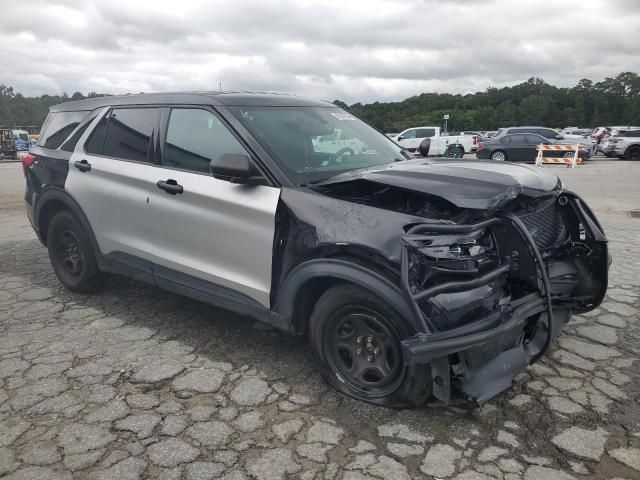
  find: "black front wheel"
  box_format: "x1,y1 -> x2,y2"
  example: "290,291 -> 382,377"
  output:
309,284 -> 431,407
47,211 -> 107,293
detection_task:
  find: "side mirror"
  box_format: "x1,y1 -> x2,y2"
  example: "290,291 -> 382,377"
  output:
397,136 -> 404,141
210,153 -> 262,184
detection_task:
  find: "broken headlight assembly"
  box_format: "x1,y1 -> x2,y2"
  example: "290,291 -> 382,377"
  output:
402,226 -> 509,331
406,228 -> 499,290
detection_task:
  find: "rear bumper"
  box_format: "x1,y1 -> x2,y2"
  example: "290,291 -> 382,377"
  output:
398,193 -> 608,403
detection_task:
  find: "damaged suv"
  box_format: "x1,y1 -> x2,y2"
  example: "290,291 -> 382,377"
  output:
24,93 -> 609,407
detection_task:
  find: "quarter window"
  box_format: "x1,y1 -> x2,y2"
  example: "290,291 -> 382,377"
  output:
102,108 -> 158,163
38,111 -> 89,149
164,108 -> 248,173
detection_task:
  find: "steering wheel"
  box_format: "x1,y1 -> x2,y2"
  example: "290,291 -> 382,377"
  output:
329,147 -> 355,164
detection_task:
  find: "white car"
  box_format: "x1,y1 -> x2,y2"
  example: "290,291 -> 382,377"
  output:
390,127 -> 478,156
560,131 -> 597,156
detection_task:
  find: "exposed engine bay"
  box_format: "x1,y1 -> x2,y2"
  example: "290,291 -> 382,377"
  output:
308,172 -> 609,404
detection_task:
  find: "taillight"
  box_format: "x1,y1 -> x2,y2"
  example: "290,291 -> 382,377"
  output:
472,135 -> 477,146
21,153 -> 37,177
477,142 -> 485,151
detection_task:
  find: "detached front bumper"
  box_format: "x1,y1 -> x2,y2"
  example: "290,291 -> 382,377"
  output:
399,192 -> 609,404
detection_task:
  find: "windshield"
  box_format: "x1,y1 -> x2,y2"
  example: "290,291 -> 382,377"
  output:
230,106 -> 407,185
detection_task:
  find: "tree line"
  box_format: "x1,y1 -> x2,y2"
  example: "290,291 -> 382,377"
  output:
335,72 -> 640,133
1,72 -> 640,133
0,86 -> 108,129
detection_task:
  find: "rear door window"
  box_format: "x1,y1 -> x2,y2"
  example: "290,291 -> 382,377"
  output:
102,108 -> 159,162
38,111 -> 89,149
509,135 -> 528,145
536,129 -> 559,139
85,116 -> 108,155
416,128 -> 436,138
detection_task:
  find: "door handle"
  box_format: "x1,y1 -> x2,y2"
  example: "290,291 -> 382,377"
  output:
157,179 -> 183,195
74,160 -> 91,172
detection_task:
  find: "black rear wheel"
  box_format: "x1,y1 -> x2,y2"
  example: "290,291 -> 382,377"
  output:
47,211 -> 107,293
626,146 -> 640,160
490,150 -> 507,161
309,284 -> 431,407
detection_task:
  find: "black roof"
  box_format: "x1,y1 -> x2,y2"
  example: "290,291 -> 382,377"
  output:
50,92 -> 333,112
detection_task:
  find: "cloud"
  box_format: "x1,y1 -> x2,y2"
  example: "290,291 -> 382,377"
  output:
0,0 -> 637,103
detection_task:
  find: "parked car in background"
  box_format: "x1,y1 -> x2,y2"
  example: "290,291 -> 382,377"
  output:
476,133 -> 589,162
562,127 -> 591,137
560,129 -> 597,156
598,126 -> 640,156
390,127 -> 478,156
493,126 -> 595,156
601,129 -> 640,159
494,126 -> 559,141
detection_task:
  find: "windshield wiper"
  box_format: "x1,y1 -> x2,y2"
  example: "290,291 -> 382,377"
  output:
300,178 -> 328,187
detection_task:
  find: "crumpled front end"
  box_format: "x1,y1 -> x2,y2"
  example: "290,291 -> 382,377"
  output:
400,191 -> 609,404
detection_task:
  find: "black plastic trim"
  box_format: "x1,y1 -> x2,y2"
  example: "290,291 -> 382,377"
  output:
275,258 -> 422,333
402,293 -> 545,364
96,252 -> 289,331
33,187 -> 100,250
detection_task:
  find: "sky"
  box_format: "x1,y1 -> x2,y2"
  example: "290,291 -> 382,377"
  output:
0,0 -> 638,104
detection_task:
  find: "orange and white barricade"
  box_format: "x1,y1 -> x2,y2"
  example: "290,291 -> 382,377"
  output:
535,144 -> 584,168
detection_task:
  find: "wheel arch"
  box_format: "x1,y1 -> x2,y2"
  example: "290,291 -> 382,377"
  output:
274,258 -> 420,336
35,187 -> 100,251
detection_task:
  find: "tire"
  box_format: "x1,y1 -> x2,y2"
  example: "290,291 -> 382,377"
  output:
446,145 -> 464,158
309,284 -> 432,408
418,138 -> 431,157
490,150 -> 507,161
47,210 -> 107,293
625,146 -> 640,160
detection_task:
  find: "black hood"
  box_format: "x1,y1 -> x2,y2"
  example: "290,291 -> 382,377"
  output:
315,159 -> 561,210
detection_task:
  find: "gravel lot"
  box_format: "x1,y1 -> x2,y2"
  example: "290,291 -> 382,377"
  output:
0,159 -> 639,480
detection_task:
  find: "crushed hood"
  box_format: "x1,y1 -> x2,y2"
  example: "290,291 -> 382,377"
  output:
315,159 -> 560,210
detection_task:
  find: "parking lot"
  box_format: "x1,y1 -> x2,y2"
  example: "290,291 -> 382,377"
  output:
0,158 -> 639,479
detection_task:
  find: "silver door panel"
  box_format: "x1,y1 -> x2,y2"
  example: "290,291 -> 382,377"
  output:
66,155 -> 159,261
149,168 -> 280,308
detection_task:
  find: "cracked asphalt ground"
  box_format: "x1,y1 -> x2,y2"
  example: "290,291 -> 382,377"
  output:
1,159 -> 639,480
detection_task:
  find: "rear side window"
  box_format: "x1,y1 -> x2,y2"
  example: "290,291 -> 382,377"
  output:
38,111 -> 89,149
164,108 -> 248,173
85,116 -> 108,155
417,128 -> 436,138
509,135 -> 528,145
537,129 -> 559,139
60,110 -> 102,152
526,135 -> 545,144
102,108 -> 158,162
